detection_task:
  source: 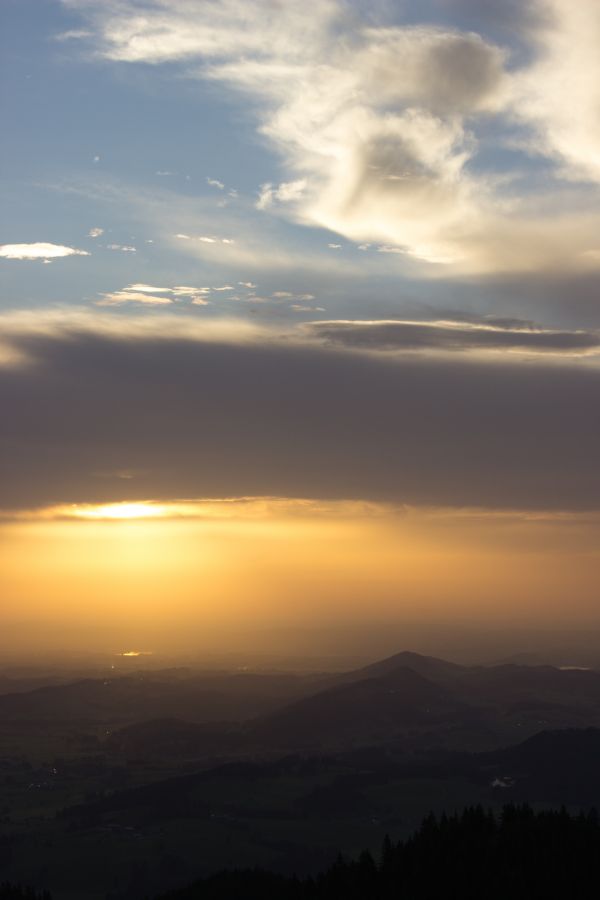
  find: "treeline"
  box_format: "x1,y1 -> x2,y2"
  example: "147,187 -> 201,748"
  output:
158,804 -> 600,899
0,886 -> 51,900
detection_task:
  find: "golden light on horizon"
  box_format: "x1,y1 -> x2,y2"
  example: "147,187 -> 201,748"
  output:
1,498 -> 600,659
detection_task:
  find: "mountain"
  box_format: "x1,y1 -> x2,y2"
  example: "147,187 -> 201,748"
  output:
248,653 -> 600,754
333,650 -> 466,687
249,665 -> 486,752
100,652 -> 600,759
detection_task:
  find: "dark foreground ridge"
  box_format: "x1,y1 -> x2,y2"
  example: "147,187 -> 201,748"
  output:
0,886 -> 51,900
156,805 -> 600,900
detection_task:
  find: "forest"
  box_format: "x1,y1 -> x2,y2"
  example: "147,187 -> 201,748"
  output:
154,804 -> 600,899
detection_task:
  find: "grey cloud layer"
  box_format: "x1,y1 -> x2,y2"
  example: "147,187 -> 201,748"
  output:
2,321 -> 599,511
305,319 -> 600,354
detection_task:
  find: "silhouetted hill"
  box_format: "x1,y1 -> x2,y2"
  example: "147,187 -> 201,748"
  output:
250,666 -> 480,751
335,651 -> 466,686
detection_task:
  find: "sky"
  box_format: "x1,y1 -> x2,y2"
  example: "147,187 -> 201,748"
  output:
1,0 -> 600,661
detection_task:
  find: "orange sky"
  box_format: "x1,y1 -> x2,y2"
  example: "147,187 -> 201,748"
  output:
2,500 -> 598,657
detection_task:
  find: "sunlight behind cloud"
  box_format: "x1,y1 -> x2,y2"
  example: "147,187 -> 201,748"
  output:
69,502 -> 168,520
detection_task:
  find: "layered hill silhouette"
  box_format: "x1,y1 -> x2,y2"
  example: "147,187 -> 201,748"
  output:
7,652 -> 600,900
101,651 -> 600,759
63,726 -> 600,827
0,669 -> 323,727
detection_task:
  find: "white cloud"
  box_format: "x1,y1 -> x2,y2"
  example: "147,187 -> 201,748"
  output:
64,0 -> 600,275
106,243 -> 137,252
0,242 -> 90,260
171,285 -> 211,296
206,176 -> 225,190
97,291 -> 173,306
88,227 -> 104,238
257,179 -> 307,210
513,1 -> 600,183
127,283 -> 172,293
97,283 -> 216,306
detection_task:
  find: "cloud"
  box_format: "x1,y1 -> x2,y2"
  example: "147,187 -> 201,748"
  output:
257,179 -> 307,210
96,284 -> 214,306
171,285 -> 211,296
304,318 -> 600,355
0,242 -> 90,260
206,177 -> 225,190
1,309 -> 599,511
88,227 -> 104,238
514,1 -> 600,183
61,0 -> 600,275
55,28 -> 93,41
97,291 -> 173,306
106,243 -> 137,252
127,283 -> 172,293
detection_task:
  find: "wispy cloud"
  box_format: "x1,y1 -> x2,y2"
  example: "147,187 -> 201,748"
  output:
304,318 -> 600,356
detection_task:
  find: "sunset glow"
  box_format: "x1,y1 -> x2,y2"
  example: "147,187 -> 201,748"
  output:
0,0 -> 599,659
4,4 -> 600,894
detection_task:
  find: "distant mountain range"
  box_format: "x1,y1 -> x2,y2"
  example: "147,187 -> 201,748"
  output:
5,651 -> 600,899
97,650 -> 600,759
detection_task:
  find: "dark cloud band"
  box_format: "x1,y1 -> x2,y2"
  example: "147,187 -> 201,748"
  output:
305,319 -> 600,354
2,325 -> 599,511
